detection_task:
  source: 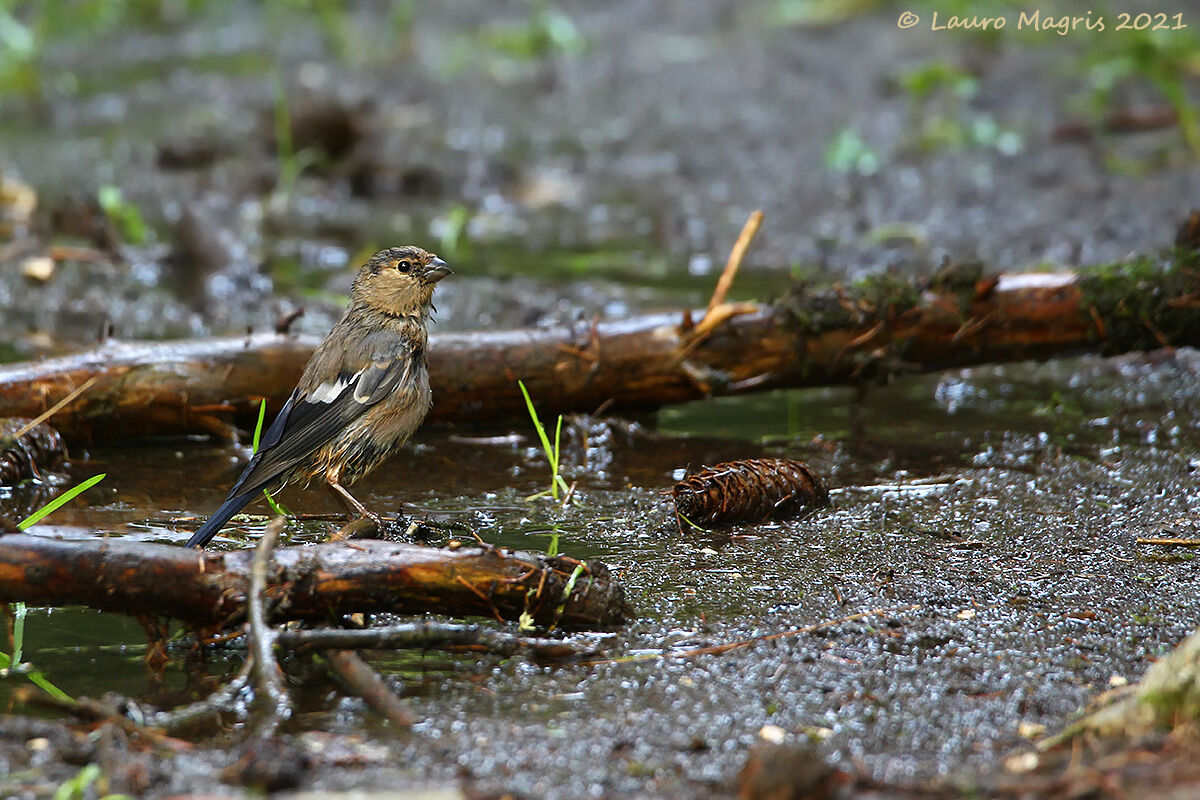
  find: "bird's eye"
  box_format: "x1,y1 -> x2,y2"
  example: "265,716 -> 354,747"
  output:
397,260 -> 412,273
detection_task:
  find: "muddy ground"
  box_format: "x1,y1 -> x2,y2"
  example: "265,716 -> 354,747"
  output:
3,1 -> 1200,798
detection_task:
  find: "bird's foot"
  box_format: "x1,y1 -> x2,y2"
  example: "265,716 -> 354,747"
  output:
326,509 -> 450,543
328,516 -> 379,542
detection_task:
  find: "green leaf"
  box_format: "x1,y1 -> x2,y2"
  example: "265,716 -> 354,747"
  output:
824,127 -> 879,176
27,668 -> 72,702
55,764 -> 100,800
11,601 -> 25,664
252,398 -> 267,453
18,474 -> 106,529
96,187 -> 148,244
519,379 -> 564,500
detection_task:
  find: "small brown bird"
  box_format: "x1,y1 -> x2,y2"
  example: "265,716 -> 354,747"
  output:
186,246 -> 451,548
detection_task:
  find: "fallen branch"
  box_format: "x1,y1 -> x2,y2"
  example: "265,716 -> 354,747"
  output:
275,620 -> 597,661
0,534 -> 629,631
1,252 -> 1198,442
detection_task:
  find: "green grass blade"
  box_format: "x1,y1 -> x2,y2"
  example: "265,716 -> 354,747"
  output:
552,413 -> 562,472
252,400 -> 292,516
2,601 -> 72,702
518,380 -> 555,462
17,474 -> 106,530
263,490 -> 291,517
27,668 -> 71,702
11,601 -> 26,664
550,562 -> 587,631
55,764 -> 100,800
550,413 -> 564,499
252,398 -> 267,453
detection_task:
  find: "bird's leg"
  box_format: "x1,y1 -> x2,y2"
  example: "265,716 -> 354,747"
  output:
326,480 -> 382,529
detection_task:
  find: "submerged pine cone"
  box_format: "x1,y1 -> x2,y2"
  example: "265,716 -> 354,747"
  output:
0,418 -> 67,487
673,458 -> 829,526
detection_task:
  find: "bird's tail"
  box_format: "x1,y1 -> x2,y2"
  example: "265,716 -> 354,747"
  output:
186,490 -> 258,548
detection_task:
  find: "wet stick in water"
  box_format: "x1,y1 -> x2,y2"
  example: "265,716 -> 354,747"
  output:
247,517 -> 290,737
0,535 -> 630,629
275,621 -> 596,660
325,650 -> 413,727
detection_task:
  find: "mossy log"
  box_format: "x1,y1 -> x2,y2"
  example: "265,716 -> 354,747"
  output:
0,253 -> 1197,443
1040,624 -> 1200,749
0,534 -> 629,630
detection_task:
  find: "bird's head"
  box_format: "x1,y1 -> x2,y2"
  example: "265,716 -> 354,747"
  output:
350,245 -> 452,319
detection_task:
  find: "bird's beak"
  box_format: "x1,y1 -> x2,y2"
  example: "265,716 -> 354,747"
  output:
426,257 -> 453,283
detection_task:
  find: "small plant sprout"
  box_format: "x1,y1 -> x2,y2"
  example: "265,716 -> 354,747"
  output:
518,380 -> 571,502
96,186 -> 149,245
253,399 -> 292,517
53,764 -> 132,800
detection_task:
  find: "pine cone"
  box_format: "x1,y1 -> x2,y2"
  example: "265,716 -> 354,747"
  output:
0,418 -> 67,487
673,458 -> 829,526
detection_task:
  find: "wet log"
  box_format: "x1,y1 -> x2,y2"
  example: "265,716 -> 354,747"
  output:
0,534 -> 629,630
0,254 -> 1197,442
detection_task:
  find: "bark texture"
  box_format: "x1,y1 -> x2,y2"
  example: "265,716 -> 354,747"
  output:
0,534 -> 629,630
0,255 -> 1196,443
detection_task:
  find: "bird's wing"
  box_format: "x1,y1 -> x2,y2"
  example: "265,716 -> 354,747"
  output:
226,330 -> 418,495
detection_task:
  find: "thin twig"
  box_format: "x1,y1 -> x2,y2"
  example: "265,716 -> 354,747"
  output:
276,620 -> 595,661
583,605 -> 919,665
325,649 -> 414,727
834,319 -> 886,364
679,210 -> 766,353
13,376 -> 96,439
455,575 -> 505,623
676,302 -> 762,362
12,686 -> 191,751
44,245 -> 109,263
1141,315 -> 1173,351
248,517 -> 290,736
274,307 -> 305,335
147,658 -> 254,732
1136,537 -> 1200,547
706,210 -> 763,317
